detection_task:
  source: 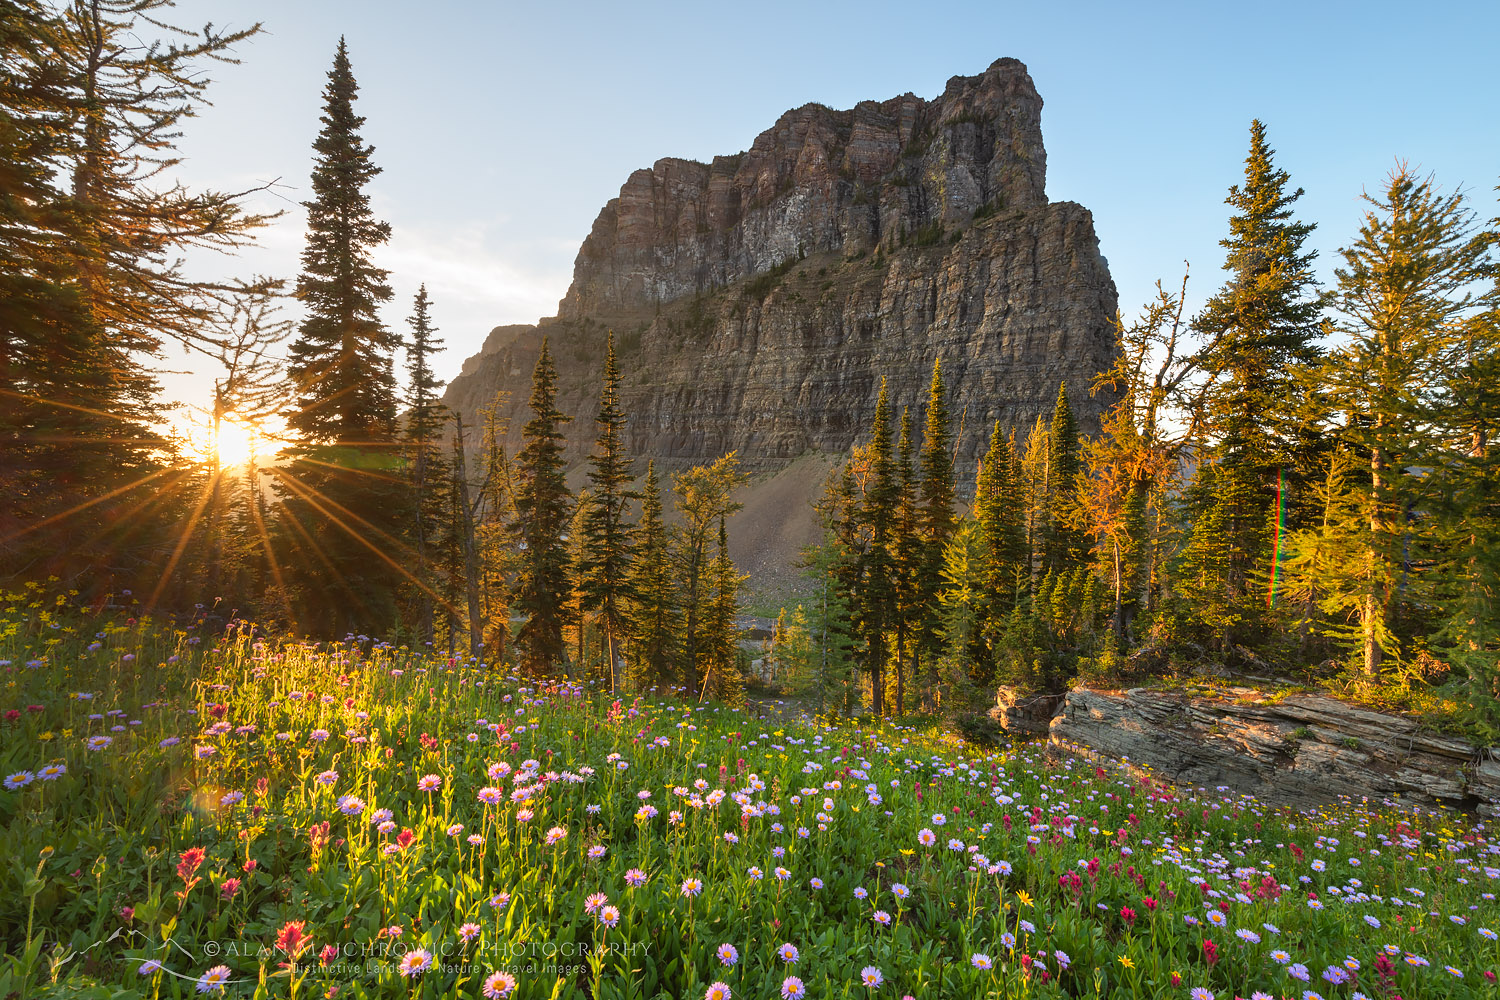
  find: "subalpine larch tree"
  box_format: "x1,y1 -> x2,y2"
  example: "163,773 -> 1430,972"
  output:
1042,383 -> 1086,573
625,461 -> 680,694
3,1 -> 274,592
1432,191 -> 1500,732
858,379 -> 899,716
1182,120 -> 1327,649
671,453 -> 747,698
915,360 -> 956,706
404,285 -> 448,645
579,333 -> 637,693
280,38 -> 407,633
509,338 -> 573,673
1315,166 -> 1488,678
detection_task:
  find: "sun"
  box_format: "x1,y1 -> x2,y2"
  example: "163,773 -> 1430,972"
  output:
211,418 -> 257,468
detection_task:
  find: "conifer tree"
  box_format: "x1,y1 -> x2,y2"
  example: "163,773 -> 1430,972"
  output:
625,461 -> 680,693
276,39 -> 409,633
1315,167 -> 1488,677
404,285 -> 448,644
914,360 -> 956,702
891,409 -> 922,714
579,333 -> 637,693
858,379 -> 899,715
1042,383 -> 1085,572
1432,189 -> 1500,731
1183,121 -> 1328,643
671,453 -> 747,697
976,421 -> 1027,660
794,540 -> 858,714
287,39 -> 397,444
1194,120 -> 1327,467
700,518 -> 747,705
1,1 -> 272,589
509,338 -> 573,672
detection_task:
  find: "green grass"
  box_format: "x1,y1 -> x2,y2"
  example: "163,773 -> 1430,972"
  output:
2,585 -> 1497,999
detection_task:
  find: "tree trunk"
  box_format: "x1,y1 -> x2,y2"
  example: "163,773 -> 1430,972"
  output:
1364,439 -> 1387,678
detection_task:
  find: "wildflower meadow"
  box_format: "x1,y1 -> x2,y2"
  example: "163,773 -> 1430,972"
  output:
2,595 -> 1497,1000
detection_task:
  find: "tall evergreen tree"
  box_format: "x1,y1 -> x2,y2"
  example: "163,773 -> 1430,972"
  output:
509,338 -> 573,673
1194,120 -> 1327,466
858,379 -> 899,716
625,461 -> 680,693
404,285 -> 447,644
1042,382 -> 1085,572
700,518 -> 747,705
914,360 -> 956,704
891,409 -> 922,714
976,421 -> 1025,616
287,39 -> 397,444
579,332 -> 637,693
1182,121 -> 1328,644
277,39 -> 406,633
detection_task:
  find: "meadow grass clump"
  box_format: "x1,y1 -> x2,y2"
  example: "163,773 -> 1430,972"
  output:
1,590 -> 1497,999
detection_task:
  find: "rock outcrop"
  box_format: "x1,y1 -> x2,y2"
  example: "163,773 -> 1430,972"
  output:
1044,687 -> 1500,818
443,58 -> 1118,579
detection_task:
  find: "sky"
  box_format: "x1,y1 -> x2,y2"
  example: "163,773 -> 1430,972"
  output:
160,0 -> 1500,433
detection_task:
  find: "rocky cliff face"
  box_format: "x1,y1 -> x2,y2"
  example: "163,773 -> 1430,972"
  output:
1043,687 -> 1500,818
443,58 -> 1118,576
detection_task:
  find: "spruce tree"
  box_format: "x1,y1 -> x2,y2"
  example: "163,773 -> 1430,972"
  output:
701,518 -> 747,705
509,338 -> 573,673
404,285 -> 448,644
915,360 -> 956,702
287,39 -> 397,443
579,332 -> 637,693
1042,383 -> 1085,572
891,409 -> 922,714
976,421 -> 1026,617
858,379 -> 899,716
1194,120 -> 1327,466
278,39 -> 406,633
1183,121 -> 1328,644
625,461 -> 680,693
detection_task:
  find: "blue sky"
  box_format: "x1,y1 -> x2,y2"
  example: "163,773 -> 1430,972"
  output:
165,0 -> 1500,419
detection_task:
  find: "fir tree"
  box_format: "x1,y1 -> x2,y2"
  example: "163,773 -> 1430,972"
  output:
1042,383 -> 1085,572
700,518 -> 747,705
915,360 -> 956,704
858,379 -> 899,716
579,332 -> 637,693
891,408 -> 922,715
793,539 -> 859,715
404,285 -> 448,644
277,39 -> 406,633
1,1 -> 272,591
1194,120 -> 1327,466
509,338 -> 573,673
287,39 -> 397,444
625,461 -> 680,693
976,421 -> 1026,609
1183,121 -> 1328,644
